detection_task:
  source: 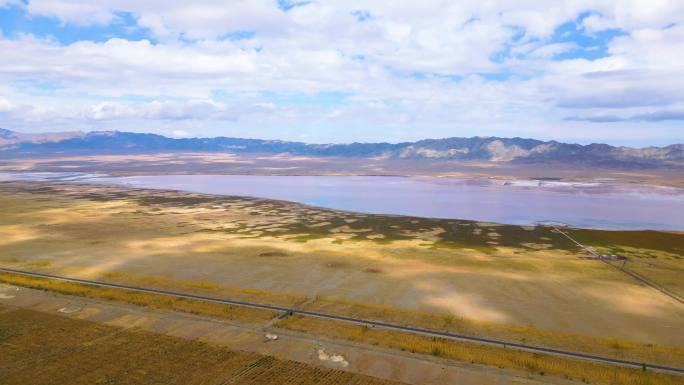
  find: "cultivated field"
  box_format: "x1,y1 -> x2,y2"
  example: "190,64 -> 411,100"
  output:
0,305 -> 401,385
0,180 -> 683,381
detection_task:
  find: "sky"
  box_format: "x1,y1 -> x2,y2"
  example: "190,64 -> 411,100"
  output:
0,1 -> 683,146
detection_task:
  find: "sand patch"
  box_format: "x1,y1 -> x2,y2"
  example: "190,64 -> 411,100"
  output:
279,233 -> 311,240
521,243 -> 552,250
475,222 -> 502,227
330,225 -> 372,233
308,222 -> 332,228
399,227 -> 445,241
58,306 -> 82,314
317,348 -> 349,367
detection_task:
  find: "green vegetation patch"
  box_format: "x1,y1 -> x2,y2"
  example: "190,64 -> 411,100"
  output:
567,228 -> 684,257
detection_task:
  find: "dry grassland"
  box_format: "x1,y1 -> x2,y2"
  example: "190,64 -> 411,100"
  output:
0,272 -> 278,324
568,229 -> 684,297
101,271 -> 309,307
1,181 -> 683,371
2,269 -> 684,383
302,295 -> 684,367
5,264 -> 683,367
276,315 -> 684,385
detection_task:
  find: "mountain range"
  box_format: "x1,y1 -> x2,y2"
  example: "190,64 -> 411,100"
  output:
1,128 -> 682,168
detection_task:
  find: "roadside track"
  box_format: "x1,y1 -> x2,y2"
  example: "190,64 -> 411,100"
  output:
1,266 -> 683,375
550,225 -> 684,305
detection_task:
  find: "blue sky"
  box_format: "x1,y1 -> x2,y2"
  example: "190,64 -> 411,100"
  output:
0,0 -> 683,146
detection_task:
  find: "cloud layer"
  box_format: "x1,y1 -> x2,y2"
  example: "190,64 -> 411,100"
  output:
0,0 -> 683,145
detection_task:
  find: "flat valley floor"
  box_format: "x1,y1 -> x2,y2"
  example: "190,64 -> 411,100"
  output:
1,180 -> 683,384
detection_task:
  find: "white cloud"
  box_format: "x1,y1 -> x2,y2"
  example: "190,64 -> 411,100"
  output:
25,0 -> 287,38
80,100 -> 246,121
582,0 -> 684,32
0,0 -> 23,8
539,24 -> 684,113
27,1 -> 118,25
0,1 -> 683,145
0,97 -> 15,112
170,129 -> 190,138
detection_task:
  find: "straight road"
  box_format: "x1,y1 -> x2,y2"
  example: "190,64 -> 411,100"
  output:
0,266 -> 682,375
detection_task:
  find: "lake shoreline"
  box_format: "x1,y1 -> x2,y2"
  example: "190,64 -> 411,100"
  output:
2,172 -> 682,231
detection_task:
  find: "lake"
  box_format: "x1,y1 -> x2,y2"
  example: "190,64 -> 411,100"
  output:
4,172 -> 680,231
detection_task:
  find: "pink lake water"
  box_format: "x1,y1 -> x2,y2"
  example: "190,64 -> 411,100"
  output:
3,172 -> 683,230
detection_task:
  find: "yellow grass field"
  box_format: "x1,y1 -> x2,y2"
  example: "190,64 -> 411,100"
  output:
1,181 -> 683,376
0,271 -> 278,324
3,271 -> 682,385
276,315 -> 684,385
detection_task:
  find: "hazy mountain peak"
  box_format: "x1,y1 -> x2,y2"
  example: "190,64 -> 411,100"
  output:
1,129 -> 681,168
0,128 -> 17,139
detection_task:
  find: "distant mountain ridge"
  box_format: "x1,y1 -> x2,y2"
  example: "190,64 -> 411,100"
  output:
0,128 -> 682,168
0,127 -> 85,148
